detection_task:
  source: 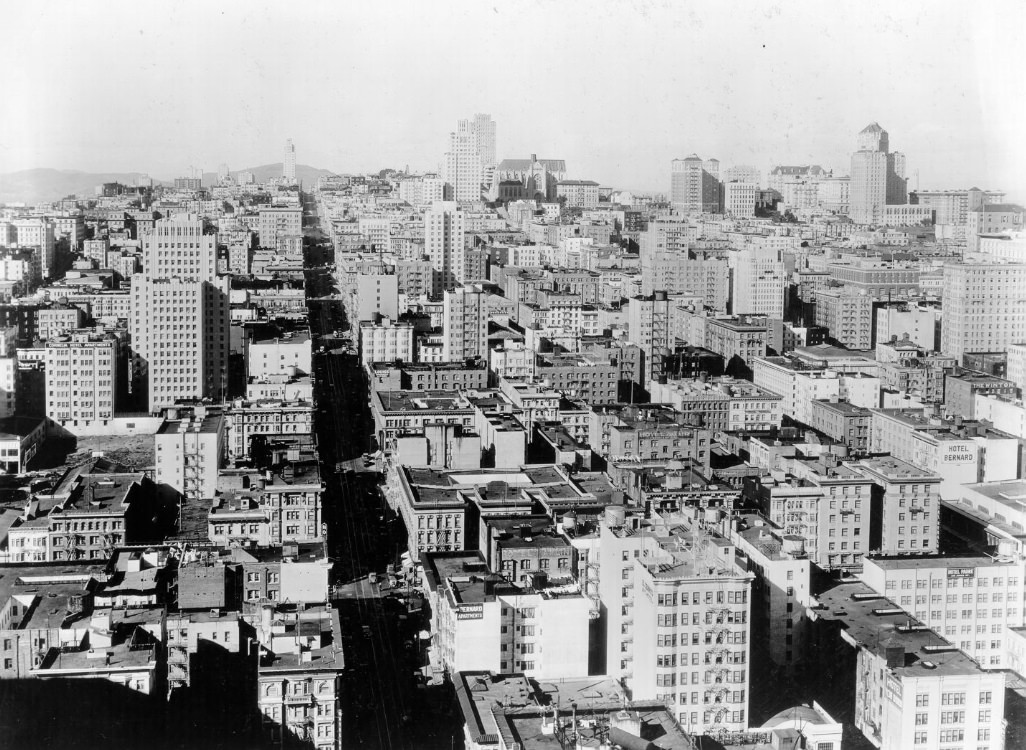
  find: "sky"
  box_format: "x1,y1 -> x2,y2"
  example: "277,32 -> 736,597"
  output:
1,0 -> 1024,198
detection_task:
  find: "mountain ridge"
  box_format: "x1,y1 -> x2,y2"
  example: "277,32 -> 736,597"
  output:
0,164 -> 336,204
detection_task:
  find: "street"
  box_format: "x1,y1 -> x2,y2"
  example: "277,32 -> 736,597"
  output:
305,243 -> 461,750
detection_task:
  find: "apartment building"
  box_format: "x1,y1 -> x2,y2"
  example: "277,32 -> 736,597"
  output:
862,555 -> 1025,670
857,456 -> 941,555
756,456 -> 875,572
598,509 -> 753,732
807,400 -> 872,454
941,262 -> 1026,359
727,514 -> 812,675
869,407 -> 1021,496
154,407 -> 225,501
358,316 -> 414,364
212,462 -> 324,546
809,583 -> 1005,750
443,284 -> 488,362
130,215 -> 229,412
422,552 -> 591,679
256,605 -> 344,750
814,288 -> 873,350
729,247 -> 785,318
248,331 -> 312,378
225,399 -> 314,462
648,376 -> 782,432
257,206 -> 302,247
44,330 -> 119,428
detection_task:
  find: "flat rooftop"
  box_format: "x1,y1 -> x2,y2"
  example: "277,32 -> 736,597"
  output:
813,582 -> 990,678
865,554 -> 1017,571
857,456 -> 940,481
375,390 -> 472,412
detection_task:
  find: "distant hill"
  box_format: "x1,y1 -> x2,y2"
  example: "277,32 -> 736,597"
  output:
0,163 -> 337,204
201,163 -> 335,188
0,168 -> 157,205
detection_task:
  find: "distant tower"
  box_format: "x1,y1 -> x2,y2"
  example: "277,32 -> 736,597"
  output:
850,122 -> 908,224
217,163 -> 230,184
670,155 -> 720,214
284,139 -> 297,184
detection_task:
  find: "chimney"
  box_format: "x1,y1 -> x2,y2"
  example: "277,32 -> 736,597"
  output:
885,644 -> 905,669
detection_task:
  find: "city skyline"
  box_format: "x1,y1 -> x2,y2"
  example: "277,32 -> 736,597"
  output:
1,1 -> 1024,199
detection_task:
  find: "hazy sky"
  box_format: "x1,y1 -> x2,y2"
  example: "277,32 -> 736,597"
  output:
2,0 -> 1024,197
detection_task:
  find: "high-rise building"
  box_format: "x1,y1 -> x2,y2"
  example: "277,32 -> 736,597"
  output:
443,115 -> 494,202
11,218 -> 56,278
472,113 -> 496,171
850,122 -> 907,225
941,262 -> 1026,358
442,284 -> 488,362
283,139 -> 296,184
729,247 -> 785,318
670,155 -> 720,214
425,201 -> 465,293
130,215 -> 229,412
911,188 -> 1005,226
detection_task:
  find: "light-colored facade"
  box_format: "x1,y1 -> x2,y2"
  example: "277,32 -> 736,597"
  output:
130,215 -> 229,412
670,155 -> 719,214
811,583 -> 1006,750
862,555 -> 1026,670
723,181 -> 757,218
256,606 -> 344,750
857,456 -> 941,555
283,138 -> 296,184
444,119 -> 485,202
425,201 -> 466,292
940,262 -> 1026,359
257,206 -> 302,247
44,330 -> 119,427
154,408 -> 225,501
729,248 -> 784,318
248,333 -> 313,378
423,552 -> 590,680
598,510 -> 753,733
814,287 -> 873,350
359,316 -> 414,363
443,285 -> 488,362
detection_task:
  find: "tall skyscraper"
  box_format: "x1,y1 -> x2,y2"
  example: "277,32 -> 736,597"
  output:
670,155 -> 720,213
425,201 -> 465,293
472,113 -> 496,170
443,114 -> 495,202
130,215 -> 229,412
283,139 -> 296,184
849,123 -> 907,225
